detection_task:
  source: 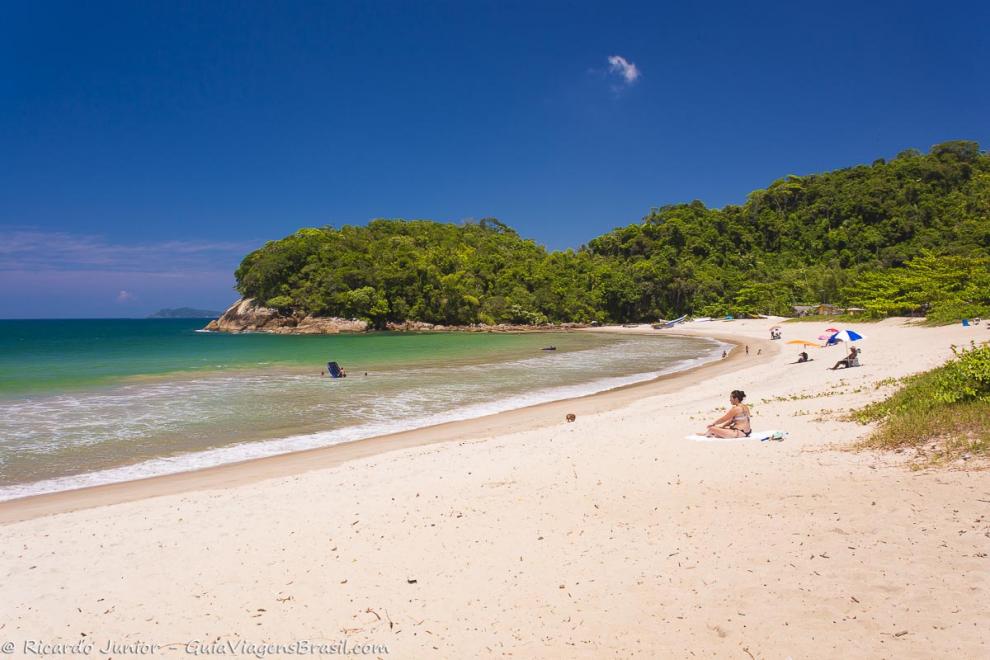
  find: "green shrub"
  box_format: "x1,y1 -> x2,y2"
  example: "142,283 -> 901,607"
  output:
855,342 -> 990,461
930,343 -> 990,404
265,295 -> 294,310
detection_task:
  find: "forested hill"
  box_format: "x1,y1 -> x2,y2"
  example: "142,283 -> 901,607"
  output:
234,141 -> 990,326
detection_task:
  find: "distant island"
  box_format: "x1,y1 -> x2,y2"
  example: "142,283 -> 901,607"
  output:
149,308 -> 223,319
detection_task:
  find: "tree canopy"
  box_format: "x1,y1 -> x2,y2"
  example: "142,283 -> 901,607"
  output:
234,141 -> 990,325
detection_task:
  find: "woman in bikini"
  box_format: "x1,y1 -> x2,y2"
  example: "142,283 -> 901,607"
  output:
703,390 -> 752,438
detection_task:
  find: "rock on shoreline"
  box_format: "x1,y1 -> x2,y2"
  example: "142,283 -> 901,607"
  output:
203,299 -> 591,334
203,299 -> 370,334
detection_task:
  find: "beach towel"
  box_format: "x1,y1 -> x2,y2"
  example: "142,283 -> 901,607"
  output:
686,431 -> 787,443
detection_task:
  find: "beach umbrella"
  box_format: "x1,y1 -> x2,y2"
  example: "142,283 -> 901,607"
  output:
787,340 -> 822,348
828,329 -> 864,343
825,327 -> 839,333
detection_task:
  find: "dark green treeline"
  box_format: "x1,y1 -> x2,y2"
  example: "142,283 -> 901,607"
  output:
235,141 -> 990,326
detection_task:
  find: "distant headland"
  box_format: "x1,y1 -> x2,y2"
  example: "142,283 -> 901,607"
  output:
212,141 -> 989,333
148,307 -> 223,319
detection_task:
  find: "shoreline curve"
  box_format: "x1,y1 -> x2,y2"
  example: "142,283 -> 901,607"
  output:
0,326 -> 777,524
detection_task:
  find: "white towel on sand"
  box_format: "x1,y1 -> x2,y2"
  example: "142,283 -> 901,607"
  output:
686,431 -> 787,442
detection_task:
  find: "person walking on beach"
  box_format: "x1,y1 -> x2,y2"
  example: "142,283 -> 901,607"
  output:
702,390 -> 752,438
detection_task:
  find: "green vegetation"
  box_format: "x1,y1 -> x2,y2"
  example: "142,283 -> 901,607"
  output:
234,141 -> 990,326
235,219 -> 607,326
586,140 -> 990,319
844,253 -> 990,324
854,343 -> 990,463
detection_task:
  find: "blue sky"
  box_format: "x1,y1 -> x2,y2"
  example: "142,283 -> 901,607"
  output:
1,1 -> 988,318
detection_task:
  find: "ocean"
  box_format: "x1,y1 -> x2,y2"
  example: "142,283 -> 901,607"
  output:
0,319 -> 722,501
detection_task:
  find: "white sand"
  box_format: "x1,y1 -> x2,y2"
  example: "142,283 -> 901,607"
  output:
2,318 -> 988,658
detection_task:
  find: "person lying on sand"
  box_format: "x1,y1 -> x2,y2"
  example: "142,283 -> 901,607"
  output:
794,351 -> 813,363
702,390 -> 752,438
830,346 -> 859,370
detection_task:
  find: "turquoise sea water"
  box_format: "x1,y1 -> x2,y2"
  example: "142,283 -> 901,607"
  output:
0,319 -> 722,500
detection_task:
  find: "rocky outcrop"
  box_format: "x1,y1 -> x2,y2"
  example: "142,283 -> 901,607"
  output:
203,299 -> 369,334
385,320 -> 441,332
205,299 -> 592,334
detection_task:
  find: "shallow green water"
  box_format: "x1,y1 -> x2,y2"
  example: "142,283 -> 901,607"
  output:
0,319 -> 598,396
0,320 -> 723,500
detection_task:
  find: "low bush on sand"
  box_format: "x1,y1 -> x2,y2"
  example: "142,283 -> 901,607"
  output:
854,342 -> 990,464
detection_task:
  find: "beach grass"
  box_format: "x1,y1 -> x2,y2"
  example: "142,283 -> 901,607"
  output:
854,342 -> 990,463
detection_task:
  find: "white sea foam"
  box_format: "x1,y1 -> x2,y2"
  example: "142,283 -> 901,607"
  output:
0,337 -> 728,502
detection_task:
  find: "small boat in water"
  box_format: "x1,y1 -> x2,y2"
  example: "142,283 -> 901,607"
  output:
541,346 -> 557,351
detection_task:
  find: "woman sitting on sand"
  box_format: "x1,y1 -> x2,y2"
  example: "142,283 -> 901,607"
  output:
703,390 -> 752,438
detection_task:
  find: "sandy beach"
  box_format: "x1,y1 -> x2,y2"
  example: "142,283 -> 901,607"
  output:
2,318 -> 988,658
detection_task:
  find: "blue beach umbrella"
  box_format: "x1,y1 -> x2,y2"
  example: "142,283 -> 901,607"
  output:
828,329 -> 864,344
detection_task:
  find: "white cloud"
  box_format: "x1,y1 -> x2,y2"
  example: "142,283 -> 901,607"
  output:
607,55 -> 640,85
116,290 -> 135,303
0,230 -> 257,274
